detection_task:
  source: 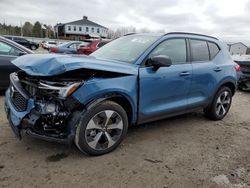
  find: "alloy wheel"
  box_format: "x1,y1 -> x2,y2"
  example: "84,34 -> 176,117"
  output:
215,91 -> 231,116
85,110 -> 124,151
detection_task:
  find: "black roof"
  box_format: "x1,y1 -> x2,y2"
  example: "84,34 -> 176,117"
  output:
64,18 -> 107,29
165,32 -> 218,40
123,32 -> 218,40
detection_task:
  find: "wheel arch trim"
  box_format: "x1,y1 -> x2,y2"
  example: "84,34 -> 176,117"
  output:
84,92 -> 137,125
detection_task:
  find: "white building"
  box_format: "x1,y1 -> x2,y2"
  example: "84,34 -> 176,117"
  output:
228,42 -> 248,55
55,16 -> 108,40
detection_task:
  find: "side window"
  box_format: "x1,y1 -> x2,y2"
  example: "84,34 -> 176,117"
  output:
208,42 -> 220,59
149,39 -> 187,64
13,37 -> 21,42
97,42 -> 107,48
69,43 -> 77,49
190,39 -> 209,62
0,41 -> 22,56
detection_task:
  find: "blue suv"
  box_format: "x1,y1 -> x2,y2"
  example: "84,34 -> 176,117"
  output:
5,32 -> 238,155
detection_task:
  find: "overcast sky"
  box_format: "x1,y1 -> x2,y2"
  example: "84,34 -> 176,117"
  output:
1,0 -> 250,44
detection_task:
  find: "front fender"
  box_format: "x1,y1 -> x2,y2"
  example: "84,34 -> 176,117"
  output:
72,75 -> 138,124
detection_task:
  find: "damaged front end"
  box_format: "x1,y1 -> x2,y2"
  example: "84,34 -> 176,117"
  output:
5,54 -> 138,145
5,71 -> 85,144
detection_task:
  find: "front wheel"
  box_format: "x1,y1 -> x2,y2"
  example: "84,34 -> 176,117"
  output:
75,100 -> 128,155
30,45 -> 37,50
204,87 -> 232,120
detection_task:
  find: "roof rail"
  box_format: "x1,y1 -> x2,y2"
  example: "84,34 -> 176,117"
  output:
123,32 -> 136,36
165,32 -> 218,40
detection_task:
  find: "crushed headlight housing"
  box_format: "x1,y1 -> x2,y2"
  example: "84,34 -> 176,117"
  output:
38,81 -> 81,98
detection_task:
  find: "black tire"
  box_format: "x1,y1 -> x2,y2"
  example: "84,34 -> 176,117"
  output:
204,87 -> 232,120
30,45 -> 37,50
75,100 -> 128,155
238,86 -> 244,91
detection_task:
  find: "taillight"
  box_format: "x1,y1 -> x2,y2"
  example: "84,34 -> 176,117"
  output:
234,63 -> 241,72
50,47 -> 58,53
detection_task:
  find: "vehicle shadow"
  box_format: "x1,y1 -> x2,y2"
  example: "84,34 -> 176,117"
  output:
0,90 -> 6,96
20,111 -> 208,159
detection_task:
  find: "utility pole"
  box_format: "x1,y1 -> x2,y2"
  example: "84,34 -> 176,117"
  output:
20,21 -> 23,36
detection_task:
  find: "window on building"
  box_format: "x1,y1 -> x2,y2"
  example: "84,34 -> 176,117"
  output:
91,27 -> 94,33
86,27 -> 89,32
97,28 -> 100,33
148,39 -> 187,64
74,26 -> 76,31
68,26 -> 71,31
190,39 -> 209,62
79,27 -> 82,31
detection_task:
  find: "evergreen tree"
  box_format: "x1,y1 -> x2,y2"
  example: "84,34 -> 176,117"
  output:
22,21 -> 33,36
32,21 -> 42,37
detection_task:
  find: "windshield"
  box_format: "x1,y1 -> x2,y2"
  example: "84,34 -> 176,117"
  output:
91,35 -> 159,63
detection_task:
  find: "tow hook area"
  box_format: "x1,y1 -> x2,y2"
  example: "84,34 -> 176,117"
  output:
22,110 -> 82,145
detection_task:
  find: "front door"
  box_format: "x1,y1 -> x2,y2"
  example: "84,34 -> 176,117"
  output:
138,38 -> 192,124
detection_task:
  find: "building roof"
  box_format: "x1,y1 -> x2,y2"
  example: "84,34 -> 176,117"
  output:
227,42 -> 248,48
64,16 -> 107,29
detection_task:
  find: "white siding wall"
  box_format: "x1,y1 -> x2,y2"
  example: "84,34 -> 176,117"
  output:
64,24 -> 108,38
229,43 -> 247,55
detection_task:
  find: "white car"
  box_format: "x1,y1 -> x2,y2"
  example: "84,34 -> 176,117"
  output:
42,41 -> 57,50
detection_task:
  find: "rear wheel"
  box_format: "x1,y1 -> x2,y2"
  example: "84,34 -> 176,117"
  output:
204,87 -> 232,120
75,100 -> 128,155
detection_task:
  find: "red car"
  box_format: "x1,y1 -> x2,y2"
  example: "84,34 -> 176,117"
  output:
77,40 -> 110,55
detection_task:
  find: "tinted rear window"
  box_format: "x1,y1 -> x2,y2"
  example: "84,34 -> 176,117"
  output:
97,42 -> 108,48
208,42 -> 220,59
190,39 -> 209,62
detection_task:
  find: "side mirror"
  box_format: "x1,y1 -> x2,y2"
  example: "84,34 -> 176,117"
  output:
19,52 -> 27,56
146,55 -> 172,70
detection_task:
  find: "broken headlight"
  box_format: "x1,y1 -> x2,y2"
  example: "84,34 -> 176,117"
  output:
38,81 -> 81,98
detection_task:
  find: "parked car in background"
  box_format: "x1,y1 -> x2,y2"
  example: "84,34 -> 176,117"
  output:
77,39 -> 110,55
4,36 -> 39,50
5,33 -> 238,155
43,41 -> 57,50
0,36 -> 33,89
49,41 -> 89,54
233,55 -> 250,90
40,41 -> 46,48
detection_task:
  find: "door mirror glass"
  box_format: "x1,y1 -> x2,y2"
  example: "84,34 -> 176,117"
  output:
147,55 -> 172,69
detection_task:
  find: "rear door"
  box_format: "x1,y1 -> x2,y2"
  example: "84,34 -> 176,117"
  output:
138,38 -> 192,123
188,39 -> 222,108
0,41 -> 23,89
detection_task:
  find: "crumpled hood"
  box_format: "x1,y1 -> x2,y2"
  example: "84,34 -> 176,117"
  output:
12,54 -> 138,76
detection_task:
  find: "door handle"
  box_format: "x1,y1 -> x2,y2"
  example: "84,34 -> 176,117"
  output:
214,67 -> 222,72
179,71 -> 190,76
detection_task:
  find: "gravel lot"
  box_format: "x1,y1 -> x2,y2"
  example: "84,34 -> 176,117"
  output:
0,83 -> 249,187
